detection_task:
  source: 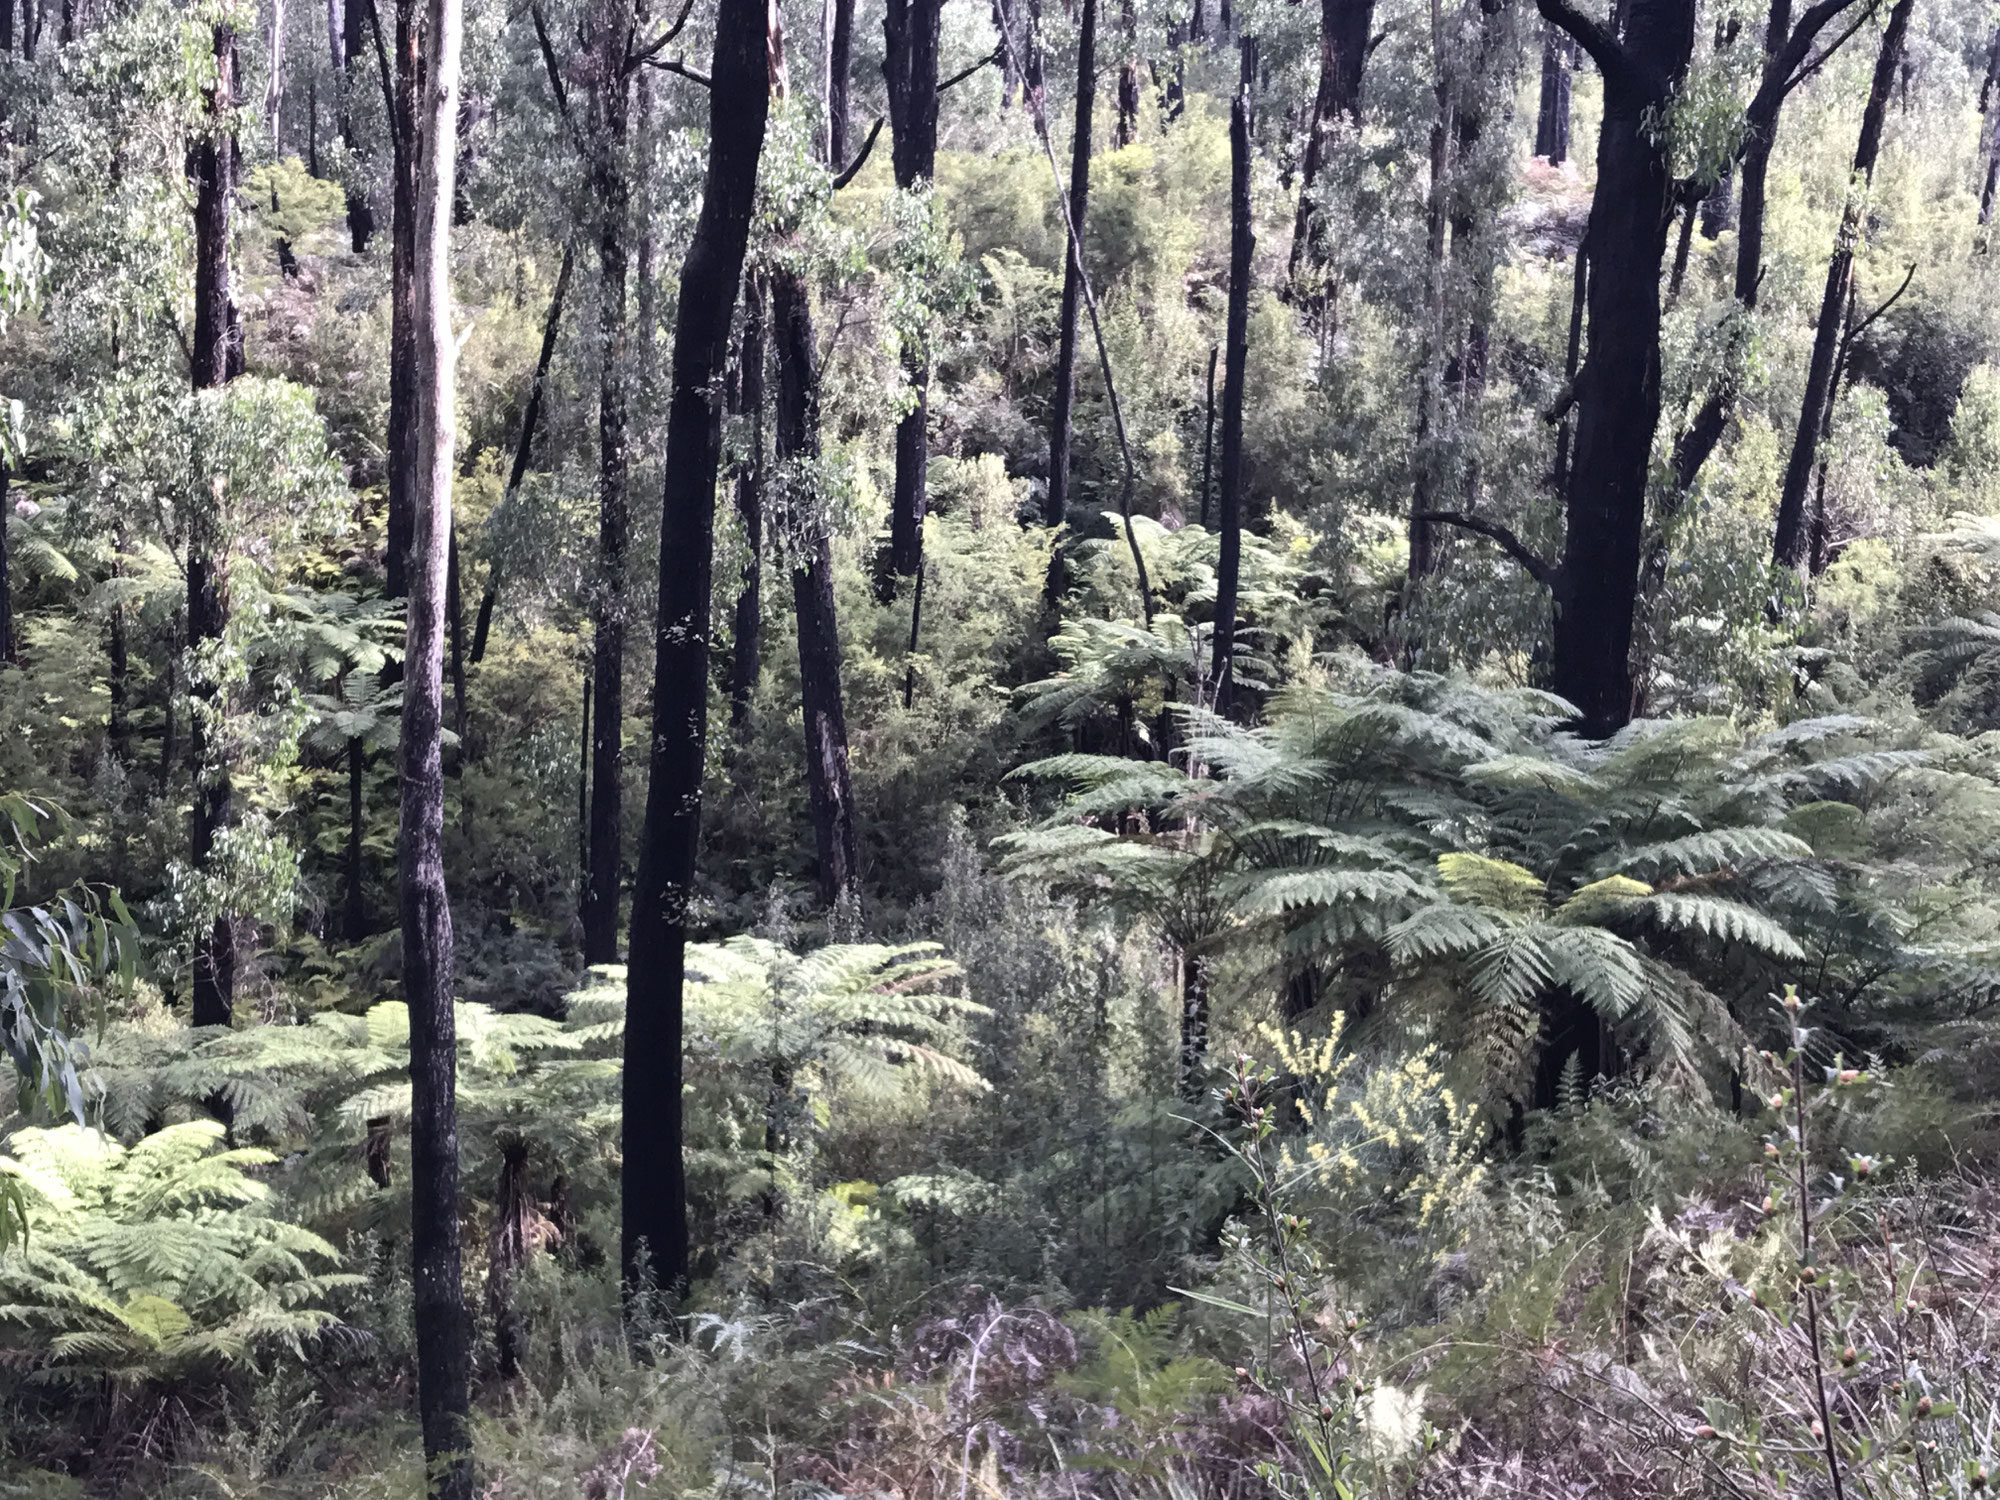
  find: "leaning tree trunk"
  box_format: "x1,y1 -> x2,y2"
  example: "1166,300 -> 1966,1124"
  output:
729,278 -> 767,733
189,22 -> 242,1029
1543,0 -> 1695,738
584,7 -> 632,967
1287,0 -> 1373,286
469,242 -> 573,665
1045,0 -> 1096,537
771,269 -> 859,909
883,0 -> 941,580
1772,0 -> 1911,573
1209,90 -> 1251,718
401,0 -> 472,1479
623,0 -> 770,1305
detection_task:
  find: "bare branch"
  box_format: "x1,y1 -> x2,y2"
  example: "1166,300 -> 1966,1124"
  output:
1849,260 -> 1915,342
529,0 -> 590,154
1413,511 -> 1562,593
937,49 -> 998,93
1535,0 -> 1633,93
643,54 -> 711,86
830,117 -> 884,189
624,0 -> 698,73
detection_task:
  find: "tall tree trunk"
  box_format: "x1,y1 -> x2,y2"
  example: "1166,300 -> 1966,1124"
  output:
1534,24 -> 1570,162
1409,16 -> 1451,584
826,0 -> 853,169
623,0 -> 770,1305
883,0 -> 941,579
1772,0 -> 1911,572
383,0 -> 419,600
0,459 -> 14,668
1,0 -> 12,59
401,0 -> 472,1478
772,270 -> 859,908
1543,0 -> 1695,738
345,735 -> 366,938
1045,0 -> 1096,533
1287,0 -> 1373,285
1981,23 -> 2000,226
267,0 -> 288,153
108,540 -> 132,760
343,0 -> 374,248
729,278 -> 767,732
728,280 -> 764,736
189,22 -> 242,1029
1198,344 -> 1215,527
1177,949 -> 1209,1101
470,242 -> 573,665
584,4 -> 632,967
1553,242 -> 1585,496
1209,89 -> 1251,717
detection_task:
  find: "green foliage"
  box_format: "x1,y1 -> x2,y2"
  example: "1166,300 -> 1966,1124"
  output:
0,1121 -> 357,1383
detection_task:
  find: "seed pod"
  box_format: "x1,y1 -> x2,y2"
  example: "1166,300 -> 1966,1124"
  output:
1694,1424 -> 1718,1439
1918,1396 -> 1934,1418
1840,1346 -> 1857,1367
1971,1466 -> 1988,1490
1799,1266 -> 1818,1286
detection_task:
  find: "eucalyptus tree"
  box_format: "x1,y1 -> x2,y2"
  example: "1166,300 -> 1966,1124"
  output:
398,0 -> 472,1476
1288,0 -> 1375,290
623,0 -> 771,1305
1045,0 -> 1097,538
882,0 -> 941,582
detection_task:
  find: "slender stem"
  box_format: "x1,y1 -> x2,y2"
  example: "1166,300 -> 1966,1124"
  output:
1793,1035 -> 1847,1500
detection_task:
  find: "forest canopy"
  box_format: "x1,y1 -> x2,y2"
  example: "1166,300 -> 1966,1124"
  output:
5,0 -> 2000,1490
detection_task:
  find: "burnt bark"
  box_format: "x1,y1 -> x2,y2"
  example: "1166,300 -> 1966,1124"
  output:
584,2 -> 632,967
0,459 -> 13,668
343,0 -> 374,248
771,271 -> 859,908
1288,0 -> 1374,283
1209,91 -> 1251,718
883,0 -> 942,578
1409,38 -> 1451,584
469,242 -> 573,666
380,0 -> 419,600
1045,0 -> 1096,532
1772,0 -> 1911,572
402,0 -> 473,1477
1198,344 -> 1216,527
1534,24 -> 1571,162
1542,0 -> 1694,737
623,0 -> 770,1305
1982,23 -> 2000,225
827,0 -> 853,167
189,22 -> 242,1030
729,278 -> 767,733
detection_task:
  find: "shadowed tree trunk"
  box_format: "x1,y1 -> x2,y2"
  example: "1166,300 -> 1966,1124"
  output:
401,0 -> 472,1479
0,459 -> 14,668
379,0 -> 419,600
1288,0 -> 1373,286
883,0 -> 941,580
1198,344 -> 1216,527
584,0 -> 632,967
1044,0 -> 1095,539
1209,88 -> 1251,719
827,0 -> 853,167
1773,0 -> 1912,573
1534,24 -> 1570,162
772,270 -> 859,908
189,21 -> 242,1029
1409,8 -> 1451,585
729,278 -> 767,733
1543,0 -> 1694,736
108,538 -> 131,760
343,0 -> 374,247
469,242 -> 573,666
1981,24 -> 2000,225
345,736 -> 366,938
622,0 -> 770,1306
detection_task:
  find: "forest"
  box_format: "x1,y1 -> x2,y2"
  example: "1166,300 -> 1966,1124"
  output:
4,0 -> 2000,1487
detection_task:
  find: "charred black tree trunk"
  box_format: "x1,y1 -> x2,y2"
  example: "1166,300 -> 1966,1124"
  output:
827,0 -> 854,167
1534,24 -> 1571,162
1209,89 -> 1251,718
342,0 -> 374,249
402,0 -> 472,1480
772,270 -> 859,909
0,459 -> 14,669
1114,0 -> 1138,148
729,278 -> 767,733
623,0 -> 769,1305
1288,0 -> 1373,285
189,22 -> 242,1029
470,243 -> 573,666
1409,43 -> 1451,585
1198,344 -> 1216,527
1044,0 -> 1096,534
883,0 -> 941,579
1772,0 -> 1911,572
1981,24 -> 2000,225
108,542 -> 132,760
1543,0 -> 1694,738
345,735 -> 366,938
381,0 -> 419,601
584,7 -> 632,967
